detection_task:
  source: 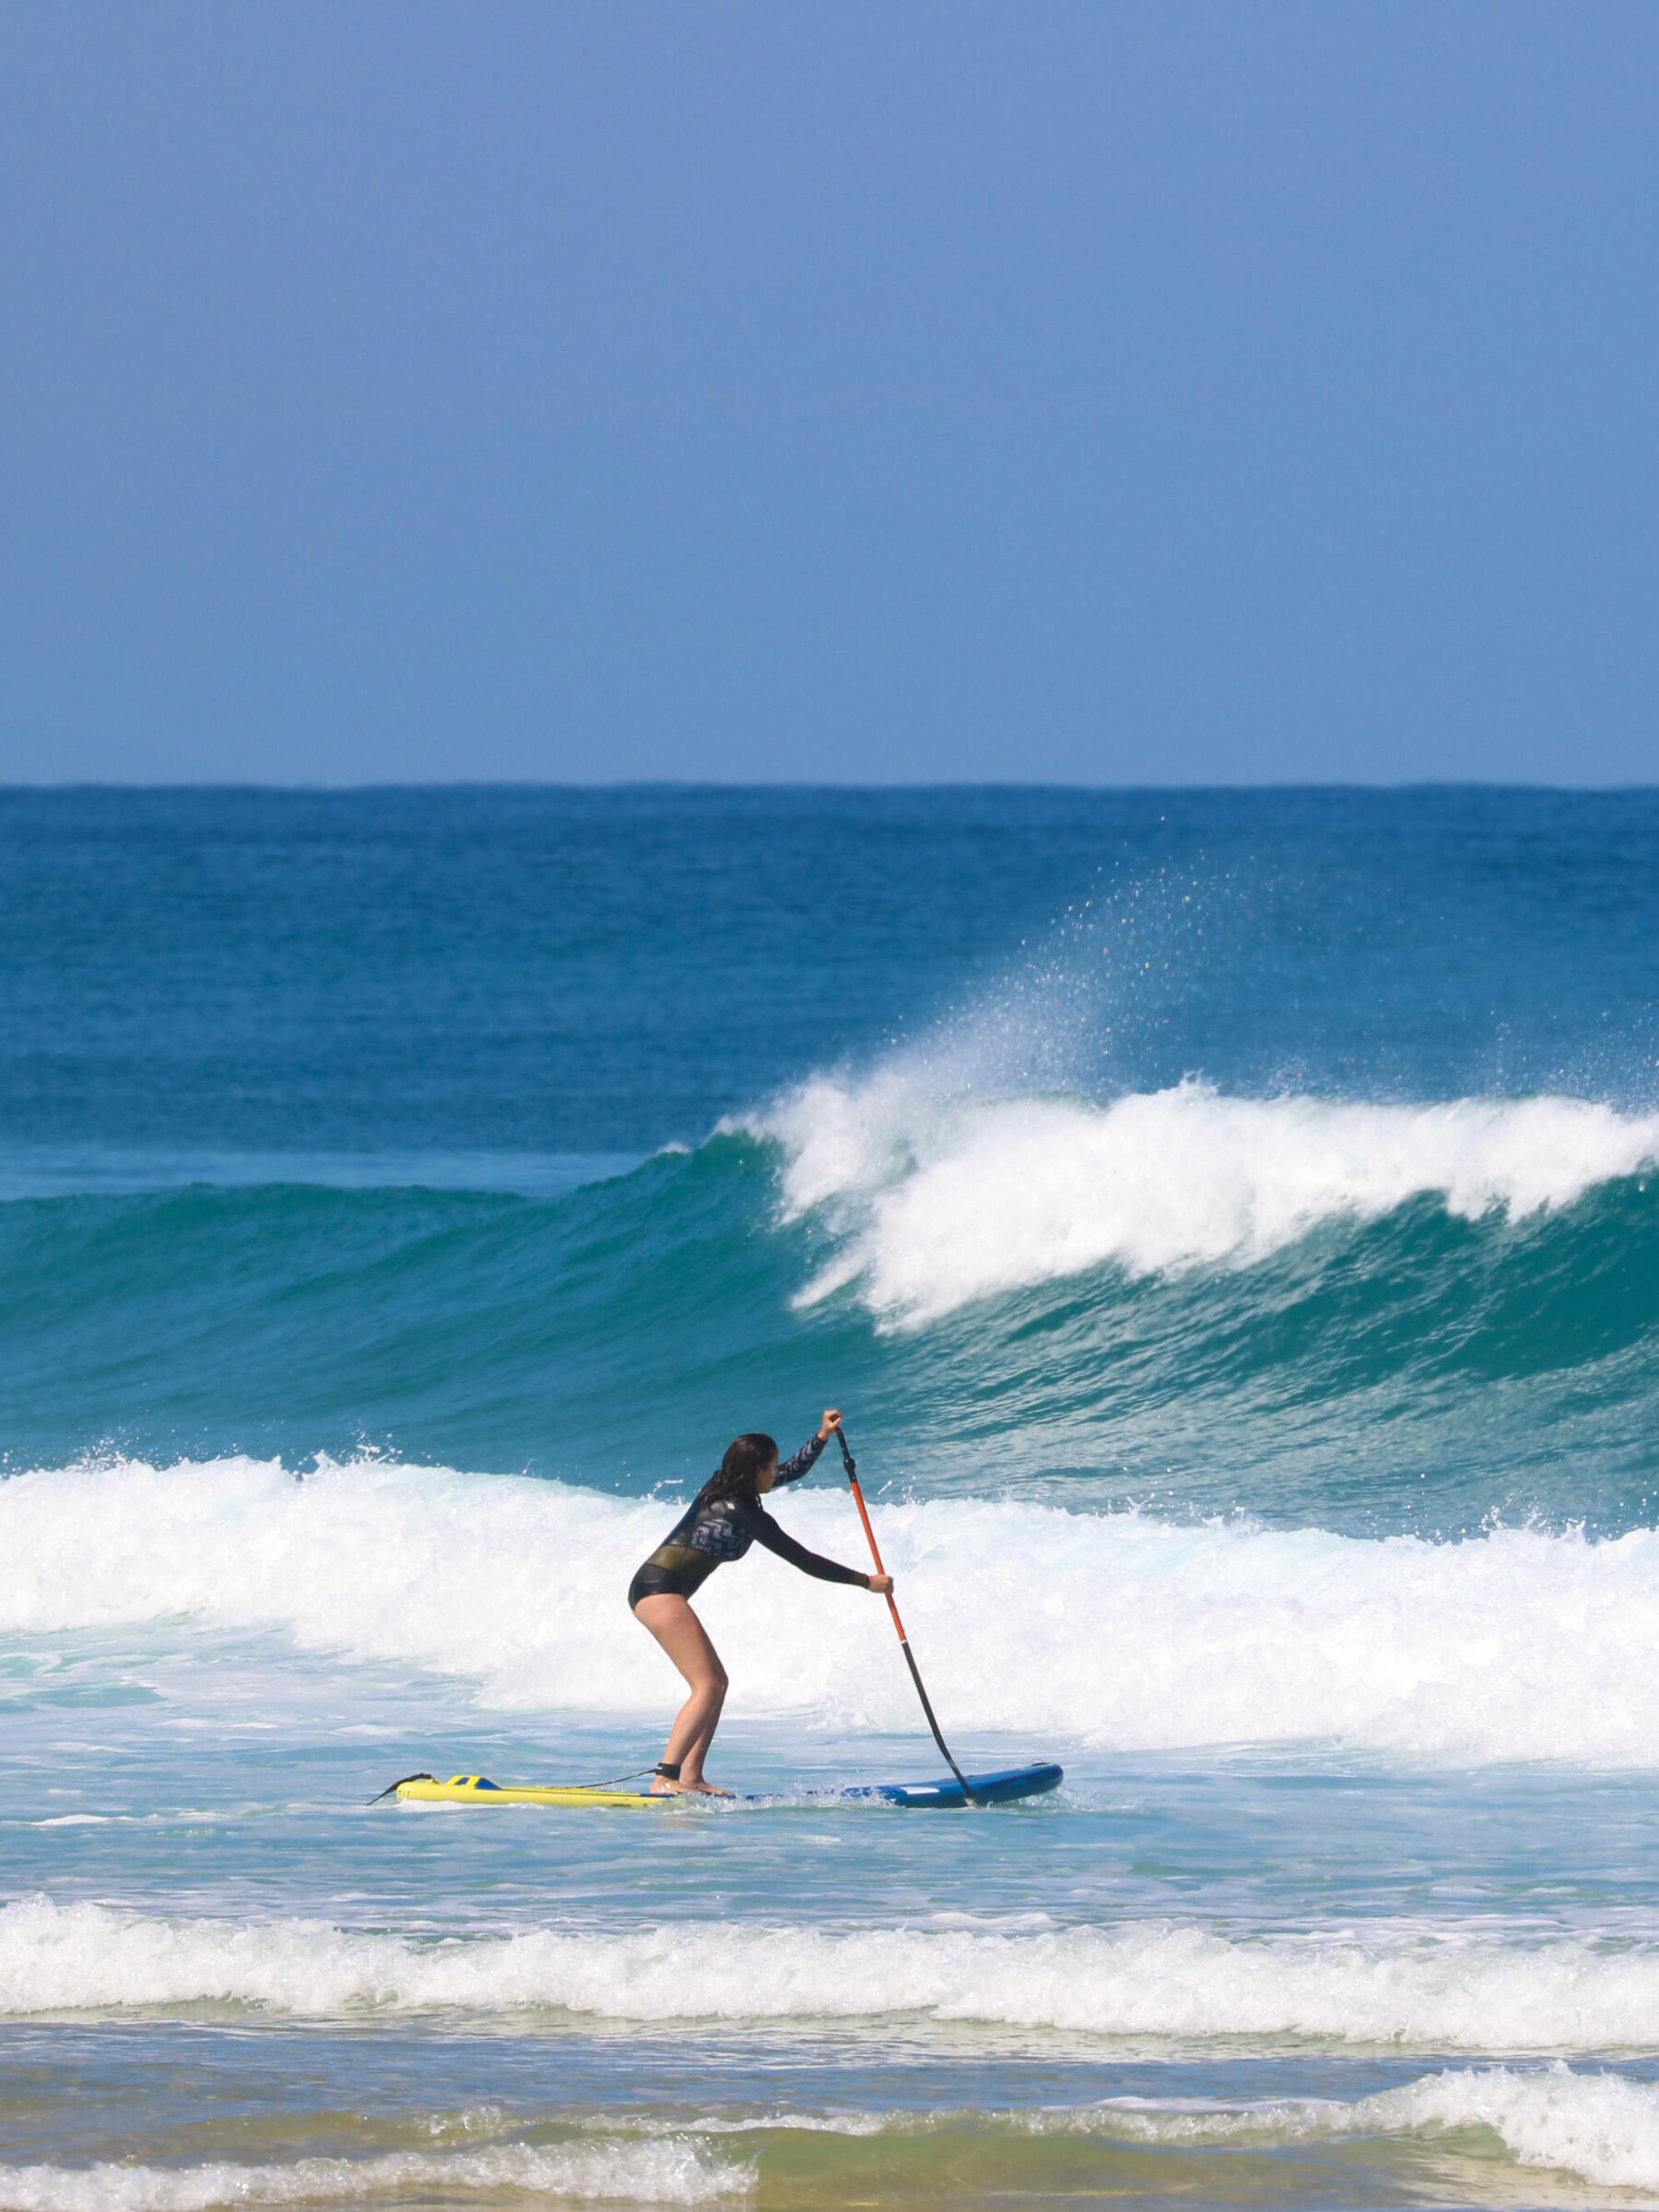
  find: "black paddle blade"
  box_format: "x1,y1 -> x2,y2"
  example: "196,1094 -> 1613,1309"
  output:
367,1771 -> 435,1806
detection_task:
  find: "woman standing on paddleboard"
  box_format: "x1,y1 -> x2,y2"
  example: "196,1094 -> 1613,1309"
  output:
629,1409 -> 893,1794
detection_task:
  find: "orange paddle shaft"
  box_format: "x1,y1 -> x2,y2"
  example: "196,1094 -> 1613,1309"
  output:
844,1462 -> 910,1639
836,1429 -> 979,1803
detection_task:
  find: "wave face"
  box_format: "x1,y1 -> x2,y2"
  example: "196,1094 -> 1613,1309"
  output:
7,1088 -> 1659,1534
10,1454 -> 1659,1762
2,785 -> 1659,1533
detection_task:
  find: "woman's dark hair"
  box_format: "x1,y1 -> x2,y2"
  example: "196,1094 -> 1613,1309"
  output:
700,1432 -> 780,1503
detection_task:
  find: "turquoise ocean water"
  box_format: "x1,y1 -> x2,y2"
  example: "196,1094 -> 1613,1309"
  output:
8,786 -> 1659,2208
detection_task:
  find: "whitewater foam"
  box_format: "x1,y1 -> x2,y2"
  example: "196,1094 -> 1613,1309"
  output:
756,1075 -> 1659,1321
0,2139 -> 746,2209
684,2070 -> 1659,2194
7,1898 -> 1659,2054
8,1456 -> 1659,1762
1109,2065 -> 1659,2189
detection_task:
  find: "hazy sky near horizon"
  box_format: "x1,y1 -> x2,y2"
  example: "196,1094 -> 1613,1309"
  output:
2,5 -> 1655,787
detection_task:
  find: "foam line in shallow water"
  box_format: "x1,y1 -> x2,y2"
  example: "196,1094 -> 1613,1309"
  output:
663,2070 -> 1659,2196
1084,2066 -> 1659,2190
794,2070 -> 1659,2194
4,2069 -> 1659,2205
755,1075 -> 1659,1321
0,2139 -> 746,2209
7,1457 -> 1659,1763
9,1899 -> 1659,2055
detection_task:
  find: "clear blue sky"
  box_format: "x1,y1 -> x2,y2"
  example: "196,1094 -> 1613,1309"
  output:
2,4 -> 1654,785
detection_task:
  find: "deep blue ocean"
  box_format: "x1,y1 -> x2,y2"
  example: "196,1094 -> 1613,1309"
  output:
8,785 -> 1659,2210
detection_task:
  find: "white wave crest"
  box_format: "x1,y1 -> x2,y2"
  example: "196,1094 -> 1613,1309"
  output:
8,1899 -> 1659,2054
749,2069 -> 1659,2188
9,1456 -> 1659,1763
1015,2065 -> 1659,2192
0,2138 -> 745,2210
660,2072 -> 1659,2187
753,1074 -> 1659,1321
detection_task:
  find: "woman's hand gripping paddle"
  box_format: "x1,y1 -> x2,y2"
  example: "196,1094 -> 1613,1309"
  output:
836,1429 -> 981,1805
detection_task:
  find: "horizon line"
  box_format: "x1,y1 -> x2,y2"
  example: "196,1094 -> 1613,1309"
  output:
2,778 -> 1657,797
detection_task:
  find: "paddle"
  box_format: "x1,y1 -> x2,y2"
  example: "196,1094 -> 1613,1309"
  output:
835,1427 -> 980,1805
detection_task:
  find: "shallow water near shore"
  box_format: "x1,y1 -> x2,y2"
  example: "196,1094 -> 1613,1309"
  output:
7,786 -> 1659,2207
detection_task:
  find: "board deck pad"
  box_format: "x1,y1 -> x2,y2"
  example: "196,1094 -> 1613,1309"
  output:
393,1762 -> 1062,1810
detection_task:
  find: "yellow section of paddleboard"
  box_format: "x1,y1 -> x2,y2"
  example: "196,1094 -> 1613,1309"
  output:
397,1775 -> 664,1808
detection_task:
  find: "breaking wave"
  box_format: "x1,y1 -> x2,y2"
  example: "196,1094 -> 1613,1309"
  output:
10,1899 -> 1659,2056
759,1074 -> 1659,1323
10,1456 -> 1659,1762
0,2140 -> 745,2210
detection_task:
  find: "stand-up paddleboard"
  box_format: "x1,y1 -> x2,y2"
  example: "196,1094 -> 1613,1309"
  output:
388,1761 -> 1062,1810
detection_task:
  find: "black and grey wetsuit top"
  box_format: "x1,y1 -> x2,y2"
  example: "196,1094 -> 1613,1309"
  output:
628,1432 -> 867,1607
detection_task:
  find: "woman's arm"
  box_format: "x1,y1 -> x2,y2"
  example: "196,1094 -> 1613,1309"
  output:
771,1432 -> 828,1488
745,1504 -> 872,1587
771,1408 -> 844,1490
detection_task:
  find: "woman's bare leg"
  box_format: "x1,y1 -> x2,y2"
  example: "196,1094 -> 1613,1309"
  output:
632,1594 -> 729,1791
680,1706 -> 723,1784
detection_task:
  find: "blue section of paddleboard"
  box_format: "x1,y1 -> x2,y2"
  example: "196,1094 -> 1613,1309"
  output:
754,1762 -> 1064,1808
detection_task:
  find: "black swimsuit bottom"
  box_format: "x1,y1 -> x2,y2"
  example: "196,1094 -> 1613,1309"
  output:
628,1433 -> 865,1609
627,1560 -> 690,1608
